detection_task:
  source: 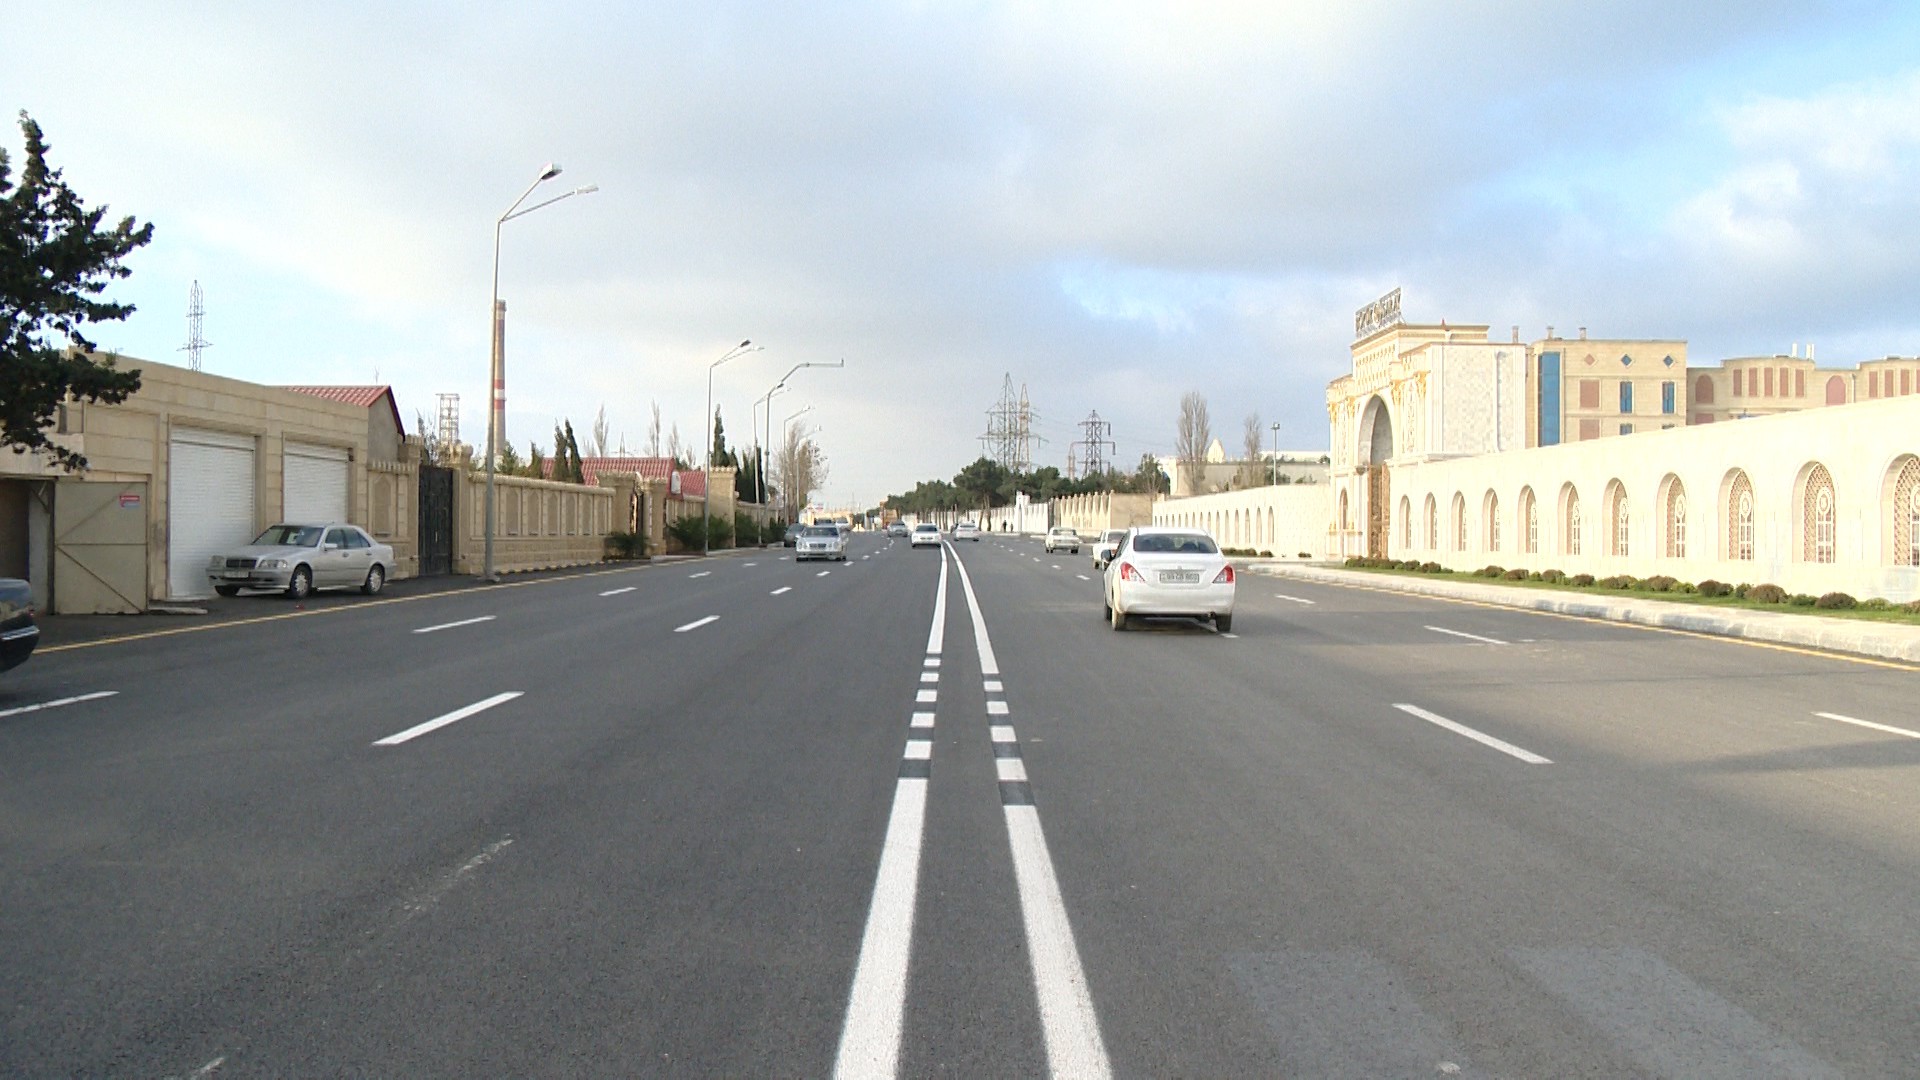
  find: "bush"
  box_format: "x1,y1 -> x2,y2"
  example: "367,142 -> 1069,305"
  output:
665,513 -> 734,551
1696,579 -> 1730,598
1476,565 -> 1506,578
1419,561 -> 1443,573
733,512 -> 769,546
1674,582 -> 1696,593
1528,571 -> 1544,581
1745,583 -> 1787,603
1598,575 -> 1635,589
604,530 -> 649,559
1789,593 -> 1817,606
1902,600 -> 1920,615
1503,568 -> 1529,580
1540,569 -> 1565,583
1568,573 -> 1595,587
1298,551 -> 1312,559
1861,598 -> 1893,611
1260,550 -> 1274,559
1814,592 -> 1858,610
1644,575 -> 1677,593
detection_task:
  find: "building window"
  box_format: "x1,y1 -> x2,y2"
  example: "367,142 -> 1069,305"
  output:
1906,370 -> 1913,396
1580,379 -> 1600,409
1619,381 -> 1634,413
1453,493 -> 1467,552
1893,457 -> 1920,566
1400,495 -> 1411,549
1608,482 -> 1629,557
1565,489 -> 1583,556
1695,375 -> 1714,405
1870,372 -> 1880,398
1425,494 -> 1437,550
1803,464 -> 1836,564
1486,491 -> 1501,552
1728,473 -> 1755,561
1620,423 -> 1633,436
1794,370 -> 1805,397
1661,381 -> 1676,414
1731,371 -> 1743,398
1538,352 -> 1562,446
1524,489 -> 1539,554
1665,480 -> 1687,559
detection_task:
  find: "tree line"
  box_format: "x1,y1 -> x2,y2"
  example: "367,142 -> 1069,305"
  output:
884,453 -> 1169,517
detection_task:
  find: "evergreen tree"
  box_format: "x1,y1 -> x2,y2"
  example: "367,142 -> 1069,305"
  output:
563,419 -> 585,482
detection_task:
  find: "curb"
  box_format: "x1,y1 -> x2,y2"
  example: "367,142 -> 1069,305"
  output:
1248,564 -> 1920,665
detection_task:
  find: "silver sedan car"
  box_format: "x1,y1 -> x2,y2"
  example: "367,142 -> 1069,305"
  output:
208,523 -> 394,599
795,524 -> 849,561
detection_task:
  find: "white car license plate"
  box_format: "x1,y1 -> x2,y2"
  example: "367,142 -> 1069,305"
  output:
1160,569 -> 1199,584
223,570 -> 248,579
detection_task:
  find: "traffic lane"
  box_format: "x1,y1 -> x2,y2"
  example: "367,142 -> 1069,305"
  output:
0,546 -> 927,1074
954,547 -> 1910,1074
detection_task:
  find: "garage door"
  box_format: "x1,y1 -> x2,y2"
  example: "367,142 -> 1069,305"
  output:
284,442 -> 349,524
168,429 -> 257,599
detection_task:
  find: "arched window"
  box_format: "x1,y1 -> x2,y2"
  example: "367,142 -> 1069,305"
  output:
1399,495 -> 1411,549
1803,463 -> 1836,563
1452,493 -> 1467,551
1694,374 -> 1714,405
1664,478 -> 1687,559
1894,456 -> 1920,566
1521,487 -> 1539,554
1425,494 -> 1438,550
1607,481 -> 1629,557
1339,491 -> 1350,533
1485,491 -> 1501,552
1726,471 -> 1755,561
1564,487 -> 1583,556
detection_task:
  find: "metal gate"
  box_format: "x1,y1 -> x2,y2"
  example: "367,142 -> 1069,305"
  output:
418,465 -> 455,576
55,480 -> 149,614
1366,464 -> 1390,559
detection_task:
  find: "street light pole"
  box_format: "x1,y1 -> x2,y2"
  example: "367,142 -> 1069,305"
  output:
704,340 -> 762,557
754,382 -> 790,507
781,405 -> 815,520
1270,421 -> 1282,486
485,164 -> 597,582
759,359 -> 843,519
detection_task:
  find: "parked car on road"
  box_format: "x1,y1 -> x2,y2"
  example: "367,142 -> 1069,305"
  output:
795,524 -> 849,562
782,522 -> 805,547
1092,529 -> 1128,570
208,523 -> 393,599
911,522 -> 942,548
954,521 -> 981,541
1044,526 -> 1081,554
1102,527 -> 1235,633
0,578 -> 37,674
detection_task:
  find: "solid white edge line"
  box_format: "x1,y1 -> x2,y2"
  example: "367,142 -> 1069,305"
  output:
674,615 -> 720,633
926,545 -> 949,655
0,690 -> 118,720
412,615 -> 496,634
832,777 -> 928,1079
1393,703 -> 1551,764
1815,711 -> 1920,739
1424,624 -> 1508,646
374,691 -> 523,746
1004,806 -> 1113,1078
599,586 -> 636,596
946,548 -> 1000,675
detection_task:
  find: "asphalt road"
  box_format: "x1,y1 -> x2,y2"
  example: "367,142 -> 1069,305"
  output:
4,532 -> 1918,1076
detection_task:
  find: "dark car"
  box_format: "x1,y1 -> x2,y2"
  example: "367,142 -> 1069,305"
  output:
0,578 -> 38,674
783,523 -> 805,547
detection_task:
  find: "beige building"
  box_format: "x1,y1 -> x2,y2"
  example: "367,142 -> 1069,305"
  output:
1532,331 -> 1689,442
1689,351 -> 1920,424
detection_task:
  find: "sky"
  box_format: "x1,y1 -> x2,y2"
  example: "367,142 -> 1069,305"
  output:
7,2 -> 1920,509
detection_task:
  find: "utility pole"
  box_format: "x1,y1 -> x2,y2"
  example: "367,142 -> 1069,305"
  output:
1072,410 -> 1115,479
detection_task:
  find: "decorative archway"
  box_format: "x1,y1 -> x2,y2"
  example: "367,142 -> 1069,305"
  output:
1358,395 -> 1394,558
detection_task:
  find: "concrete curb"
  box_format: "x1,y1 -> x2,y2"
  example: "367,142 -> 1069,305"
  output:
1248,563 -> 1920,664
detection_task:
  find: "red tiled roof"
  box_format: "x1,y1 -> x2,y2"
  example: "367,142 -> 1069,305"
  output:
542,456 -> 706,496
282,385 -> 404,434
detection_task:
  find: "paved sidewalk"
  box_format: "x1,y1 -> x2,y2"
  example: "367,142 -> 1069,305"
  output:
1249,563 -> 1920,664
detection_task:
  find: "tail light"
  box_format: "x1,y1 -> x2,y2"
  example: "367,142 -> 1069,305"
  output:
1119,562 -> 1144,582
1213,565 -> 1235,584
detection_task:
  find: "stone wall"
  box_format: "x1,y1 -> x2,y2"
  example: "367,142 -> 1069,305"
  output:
1153,486 -> 1333,557
455,469 -> 615,574
1051,492 -> 1156,535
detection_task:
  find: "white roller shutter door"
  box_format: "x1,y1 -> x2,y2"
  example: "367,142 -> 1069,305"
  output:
168,429 -> 256,599
284,442 -> 349,524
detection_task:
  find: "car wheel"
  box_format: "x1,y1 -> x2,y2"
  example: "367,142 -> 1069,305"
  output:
1215,613 -> 1233,633
286,565 -> 313,600
1102,600 -> 1111,621
214,585 -> 240,597
363,564 -> 386,595
1110,602 -> 1127,631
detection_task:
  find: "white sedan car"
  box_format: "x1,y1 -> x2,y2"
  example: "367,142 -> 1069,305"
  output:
1043,526 -> 1080,554
1102,527 -> 1236,632
953,521 -> 981,541
910,522 -> 942,548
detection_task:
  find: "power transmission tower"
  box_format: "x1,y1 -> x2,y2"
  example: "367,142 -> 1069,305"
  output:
179,280 -> 210,371
1072,410 -> 1115,478
980,374 -> 1045,472
436,393 -> 462,449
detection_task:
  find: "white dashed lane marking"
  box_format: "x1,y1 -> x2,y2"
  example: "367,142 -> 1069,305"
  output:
771,586 -> 793,596
1815,711 -> 1920,739
1273,594 -> 1316,605
599,586 -> 635,596
674,615 -> 720,633
1425,625 -> 1507,646
0,690 -> 118,720
1393,703 -> 1551,764
413,615 -> 496,634
374,692 -> 523,746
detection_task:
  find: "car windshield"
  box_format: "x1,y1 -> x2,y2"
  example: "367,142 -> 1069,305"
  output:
252,525 -> 323,547
803,527 -> 837,537
1129,532 -> 1218,554
1104,532 -> 1126,542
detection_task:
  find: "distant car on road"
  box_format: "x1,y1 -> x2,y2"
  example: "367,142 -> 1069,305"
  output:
887,522 -> 908,538
1092,529 -> 1128,570
783,522 -> 804,547
0,578 -> 37,674
209,523 -> 393,600
954,521 -> 981,541
911,523 -> 942,548
1102,526 -> 1235,633
795,524 -> 849,562
1043,526 -> 1081,554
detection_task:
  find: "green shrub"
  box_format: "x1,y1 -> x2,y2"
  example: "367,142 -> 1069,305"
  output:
1568,573 -> 1595,587
1902,600 -> 1920,615
1598,575 -> 1635,589
1789,593 -> 1817,606
665,513 -> 734,551
1644,575 -> 1677,593
1696,579 -> 1730,598
1503,568 -> 1529,580
1746,583 -> 1787,603
1419,561 -> 1443,573
733,512 -> 768,546
1528,571 -> 1544,581
1814,592 -> 1858,610
1674,582 -> 1696,593
1476,565 -> 1506,578
1540,569 -> 1566,583
1260,550 -> 1274,559
1732,583 -> 1753,599
1298,551 -> 1312,559
604,530 -> 649,559
1860,597 -> 1893,610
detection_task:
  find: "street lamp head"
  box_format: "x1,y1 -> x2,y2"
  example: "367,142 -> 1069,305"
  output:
539,164 -> 562,181
574,184 -> 599,195
739,339 -> 752,348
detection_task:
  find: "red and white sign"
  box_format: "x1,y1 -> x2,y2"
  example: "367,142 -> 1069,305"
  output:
119,492 -> 142,509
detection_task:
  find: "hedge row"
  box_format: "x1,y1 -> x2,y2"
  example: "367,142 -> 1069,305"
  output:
1340,557 -> 1920,613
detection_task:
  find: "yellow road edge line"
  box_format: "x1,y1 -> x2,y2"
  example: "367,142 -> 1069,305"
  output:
39,562 -> 659,654
1289,574 -> 1920,673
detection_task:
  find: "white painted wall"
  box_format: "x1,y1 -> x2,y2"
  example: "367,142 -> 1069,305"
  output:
1152,485 -> 1332,556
